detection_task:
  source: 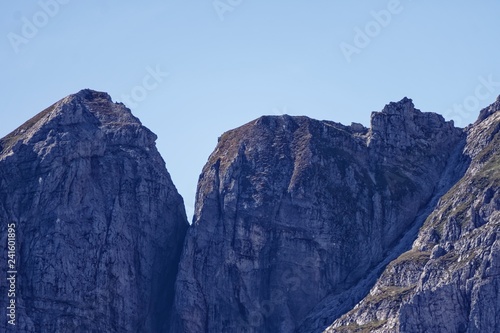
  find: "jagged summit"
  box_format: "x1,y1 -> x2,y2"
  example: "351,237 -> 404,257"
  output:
234,97 -> 451,142
73,88 -> 113,102
172,94 -> 464,333
328,100 -> 500,333
218,98 -> 457,160
476,94 -> 500,124
0,89 -> 147,157
369,97 -> 458,151
380,97 -> 415,115
0,90 -> 188,332
66,89 -> 140,126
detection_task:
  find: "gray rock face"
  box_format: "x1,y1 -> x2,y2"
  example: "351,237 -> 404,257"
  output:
171,98 -> 465,332
0,90 -> 188,332
3,90 -> 497,333
327,98 -> 500,333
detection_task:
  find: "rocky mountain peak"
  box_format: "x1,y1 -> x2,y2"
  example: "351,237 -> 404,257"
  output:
380,97 -> 415,115
73,88 -> 113,102
476,94 -> 500,124
2,89 -> 499,333
328,95 -> 500,333
0,90 -> 188,332
368,97 -> 459,152
172,97 -> 466,333
66,89 -> 140,126
1,89 -> 155,161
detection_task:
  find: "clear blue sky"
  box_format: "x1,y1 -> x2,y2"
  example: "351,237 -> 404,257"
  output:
2,1 -> 500,219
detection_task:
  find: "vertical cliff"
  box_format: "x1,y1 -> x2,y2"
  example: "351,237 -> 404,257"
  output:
328,96 -> 500,333
171,98 -> 464,332
0,90 -> 188,332
3,90 -> 497,333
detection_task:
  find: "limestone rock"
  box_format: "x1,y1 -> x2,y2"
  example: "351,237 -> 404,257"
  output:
171,98 -> 464,332
3,89 -> 498,333
0,89 -> 188,332
327,97 -> 500,333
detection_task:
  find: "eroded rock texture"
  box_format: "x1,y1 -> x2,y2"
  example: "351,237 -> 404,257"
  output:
0,90 -> 188,332
328,96 -> 500,333
2,90 -> 498,333
171,98 -> 466,332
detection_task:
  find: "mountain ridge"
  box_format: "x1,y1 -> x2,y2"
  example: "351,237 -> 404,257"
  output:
0,90 -> 498,332
171,96 -> 466,332
328,99 -> 499,332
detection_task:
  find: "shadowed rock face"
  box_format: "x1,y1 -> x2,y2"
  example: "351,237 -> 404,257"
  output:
0,90 -> 188,332
329,97 -> 500,333
171,98 -> 465,333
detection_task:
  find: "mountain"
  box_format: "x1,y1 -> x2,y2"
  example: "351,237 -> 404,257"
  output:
0,90 -> 188,332
170,97 -> 481,332
1,90 -> 498,333
328,97 -> 500,333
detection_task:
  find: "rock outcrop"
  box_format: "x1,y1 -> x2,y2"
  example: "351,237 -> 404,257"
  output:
2,90 -> 498,333
171,98 -> 466,332
0,90 -> 189,332
328,97 -> 500,333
